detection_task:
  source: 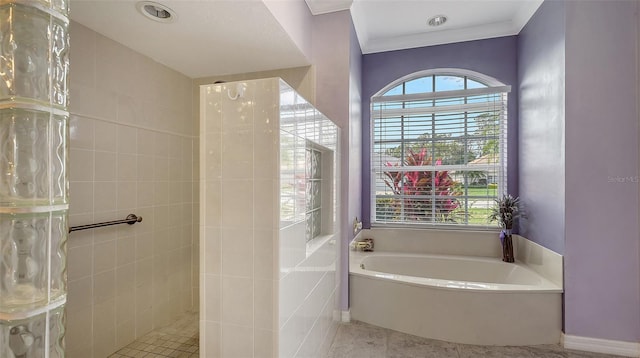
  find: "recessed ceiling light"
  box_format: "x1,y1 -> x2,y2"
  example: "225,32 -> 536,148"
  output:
136,1 -> 176,23
428,15 -> 447,27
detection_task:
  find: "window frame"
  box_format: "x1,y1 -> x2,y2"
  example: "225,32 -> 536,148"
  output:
370,69 -> 511,229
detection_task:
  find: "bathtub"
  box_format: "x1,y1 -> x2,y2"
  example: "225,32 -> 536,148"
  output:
349,228 -> 563,346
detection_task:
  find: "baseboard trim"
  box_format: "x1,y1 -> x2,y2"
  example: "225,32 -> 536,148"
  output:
332,309 -> 351,322
563,333 -> 640,357
341,309 -> 351,323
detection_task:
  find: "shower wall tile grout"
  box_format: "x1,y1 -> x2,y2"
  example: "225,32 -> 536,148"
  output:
66,20 -> 198,358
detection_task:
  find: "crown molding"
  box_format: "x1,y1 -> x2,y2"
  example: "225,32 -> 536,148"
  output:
304,0 -> 352,15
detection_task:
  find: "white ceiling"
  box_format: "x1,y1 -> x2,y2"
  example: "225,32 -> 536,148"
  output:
69,0 -> 543,79
350,0 -> 543,54
69,0 -> 311,78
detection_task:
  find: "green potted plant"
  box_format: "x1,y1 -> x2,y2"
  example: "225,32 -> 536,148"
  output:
489,194 -> 520,263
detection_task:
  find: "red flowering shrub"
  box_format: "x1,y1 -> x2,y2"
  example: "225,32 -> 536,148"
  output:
383,148 -> 461,222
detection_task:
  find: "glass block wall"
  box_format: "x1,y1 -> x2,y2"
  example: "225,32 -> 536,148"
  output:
0,1 -> 70,357
305,147 -> 322,242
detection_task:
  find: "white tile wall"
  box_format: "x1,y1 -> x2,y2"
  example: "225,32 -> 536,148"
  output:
201,78 -> 339,358
200,80 -> 279,357
66,22 -> 198,358
278,82 -> 340,358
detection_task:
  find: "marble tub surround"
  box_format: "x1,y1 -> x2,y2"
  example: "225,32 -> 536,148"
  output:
350,252 -> 561,292
355,228 -> 563,287
514,234 -> 563,288
357,228 -> 503,257
327,321 -> 625,358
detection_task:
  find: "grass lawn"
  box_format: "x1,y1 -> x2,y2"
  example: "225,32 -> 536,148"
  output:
458,189 -> 498,225
374,187 -> 501,226
465,186 -> 497,198
466,207 -> 493,225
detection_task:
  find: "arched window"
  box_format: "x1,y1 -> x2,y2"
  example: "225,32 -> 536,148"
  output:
371,69 -> 510,227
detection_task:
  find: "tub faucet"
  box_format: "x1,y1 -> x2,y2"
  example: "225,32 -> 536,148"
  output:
353,238 -> 374,252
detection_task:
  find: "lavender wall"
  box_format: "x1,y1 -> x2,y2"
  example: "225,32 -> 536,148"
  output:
263,0 -> 313,60
520,0 -> 640,343
361,37 -> 519,228
564,0 -> 640,342
517,0 -> 566,254
347,17 -> 363,310
312,10 -> 362,312
313,11 -> 350,129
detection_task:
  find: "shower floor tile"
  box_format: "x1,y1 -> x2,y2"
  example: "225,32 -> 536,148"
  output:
108,312 -> 199,358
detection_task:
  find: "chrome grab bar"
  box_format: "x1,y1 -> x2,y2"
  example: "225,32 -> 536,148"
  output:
69,214 -> 142,233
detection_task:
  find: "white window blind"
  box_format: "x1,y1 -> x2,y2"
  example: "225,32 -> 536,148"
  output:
371,74 -> 510,227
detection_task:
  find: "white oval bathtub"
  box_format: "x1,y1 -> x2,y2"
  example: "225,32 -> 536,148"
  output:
353,253 -> 561,292
349,231 -> 564,346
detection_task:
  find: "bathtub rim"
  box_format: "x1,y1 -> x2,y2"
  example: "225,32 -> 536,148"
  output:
350,251 -> 563,293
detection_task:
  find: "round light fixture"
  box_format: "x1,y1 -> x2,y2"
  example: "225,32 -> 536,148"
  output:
428,15 -> 447,27
136,1 -> 176,23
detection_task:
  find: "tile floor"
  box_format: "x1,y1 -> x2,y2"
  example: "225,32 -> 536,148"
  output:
327,321 -> 626,358
107,312 -> 199,358
106,313 -> 625,358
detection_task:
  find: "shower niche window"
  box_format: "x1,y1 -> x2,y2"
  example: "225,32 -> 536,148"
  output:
306,146 -> 321,241
305,143 -> 334,244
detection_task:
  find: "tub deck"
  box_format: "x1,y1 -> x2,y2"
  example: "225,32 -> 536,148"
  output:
351,252 -> 562,293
